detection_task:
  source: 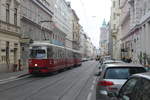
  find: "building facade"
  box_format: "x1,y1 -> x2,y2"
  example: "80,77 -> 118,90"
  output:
0,0 -> 21,72
54,0 -> 73,48
20,0 -> 54,67
80,32 -> 86,58
110,0 -> 121,59
119,0 -> 131,61
122,0 -> 150,65
72,10 -> 80,50
100,19 -> 109,56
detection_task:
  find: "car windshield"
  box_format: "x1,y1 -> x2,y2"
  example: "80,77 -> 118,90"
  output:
104,67 -> 146,79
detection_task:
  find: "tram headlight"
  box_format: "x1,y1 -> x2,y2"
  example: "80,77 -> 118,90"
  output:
35,64 -> 38,67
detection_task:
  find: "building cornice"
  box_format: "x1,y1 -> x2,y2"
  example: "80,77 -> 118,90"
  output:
0,20 -> 21,37
21,16 -> 53,34
32,0 -> 53,16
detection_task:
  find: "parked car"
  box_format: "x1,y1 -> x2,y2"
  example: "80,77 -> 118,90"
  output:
108,72 -> 150,100
103,56 -> 112,61
98,60 -> 124,71
102,60 -> 124,65
96,63 -> 147,100
81,58 -> 87,62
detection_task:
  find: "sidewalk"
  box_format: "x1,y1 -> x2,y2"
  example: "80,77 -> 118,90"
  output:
0,69 -> 29,81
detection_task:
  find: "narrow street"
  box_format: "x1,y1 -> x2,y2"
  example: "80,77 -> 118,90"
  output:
0,61 -> 98,100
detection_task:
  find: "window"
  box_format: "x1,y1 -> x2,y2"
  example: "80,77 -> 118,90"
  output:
47,47 -> 53,58
104,67 -> 146,79
30,49 -> 47,59
113,1 -> 116,7
113,13 -> 116,20
140,79 -> 150,100
104,68 -> 129,79
6,3 -> 10,23
14,8 -> 17,25
119,78 -> 140,100
113,24 -> 116,30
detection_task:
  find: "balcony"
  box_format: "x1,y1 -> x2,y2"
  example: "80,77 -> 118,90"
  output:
0,20 -> 20,36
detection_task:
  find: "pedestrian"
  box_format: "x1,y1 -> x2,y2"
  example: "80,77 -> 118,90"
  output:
18,59 -> 23,71
127,58 -> 132,63
13,63 -> 17,72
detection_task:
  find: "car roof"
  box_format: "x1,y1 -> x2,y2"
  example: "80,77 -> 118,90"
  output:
132,72 -> 150,80
103,60 -> 114,63
104,63 -> 144,68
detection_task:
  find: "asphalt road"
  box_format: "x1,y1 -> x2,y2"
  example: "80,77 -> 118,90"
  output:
0,61 -> 99,100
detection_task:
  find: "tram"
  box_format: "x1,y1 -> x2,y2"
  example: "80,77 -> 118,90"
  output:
28,41 -> 82,74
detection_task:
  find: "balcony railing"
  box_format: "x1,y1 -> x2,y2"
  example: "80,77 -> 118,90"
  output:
0,20 -> 20,35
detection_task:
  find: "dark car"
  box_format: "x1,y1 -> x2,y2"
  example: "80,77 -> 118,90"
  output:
96,63 -> 147,100
108,72 -> 150,100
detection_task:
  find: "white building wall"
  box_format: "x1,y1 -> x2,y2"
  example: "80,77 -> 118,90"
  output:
54,0 -> 73,48
0,0 -> 21,72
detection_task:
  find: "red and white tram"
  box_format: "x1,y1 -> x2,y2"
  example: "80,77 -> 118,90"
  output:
28,41 -> 82,74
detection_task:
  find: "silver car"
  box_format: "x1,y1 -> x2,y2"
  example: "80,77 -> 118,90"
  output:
99,60 -> 124,72
96,63 -> 147,100
108,72 -> 150,100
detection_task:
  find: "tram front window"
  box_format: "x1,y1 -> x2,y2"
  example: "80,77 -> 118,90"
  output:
30,49 -> 47,59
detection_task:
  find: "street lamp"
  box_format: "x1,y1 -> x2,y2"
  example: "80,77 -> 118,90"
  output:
40,20 -> 53,41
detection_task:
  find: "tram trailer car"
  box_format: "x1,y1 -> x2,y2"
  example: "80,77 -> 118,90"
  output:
28,42 -> 82,74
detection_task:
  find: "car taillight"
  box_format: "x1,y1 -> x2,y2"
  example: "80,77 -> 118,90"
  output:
97,81 -> 114,86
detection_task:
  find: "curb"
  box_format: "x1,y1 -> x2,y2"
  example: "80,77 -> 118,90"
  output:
17,73 -> 30,78
0,73 -> 30,84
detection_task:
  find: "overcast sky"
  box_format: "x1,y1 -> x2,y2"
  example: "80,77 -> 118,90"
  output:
66,0 -> 111,48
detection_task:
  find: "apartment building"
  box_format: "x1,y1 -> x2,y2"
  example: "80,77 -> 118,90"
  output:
110,0 -> 121,59
0,0 -> 21,72
20,0 -> 54,67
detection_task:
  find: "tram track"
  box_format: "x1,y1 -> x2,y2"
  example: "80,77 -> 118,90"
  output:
23,62 -> 92,100
57,62 -> 95,100
25,65 -> 89,100
0,62 -> 87,93
0,61 -> 96,100
24,63 -> 91,100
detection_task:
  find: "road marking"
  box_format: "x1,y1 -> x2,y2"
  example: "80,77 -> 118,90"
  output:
90,85 -> 94,90
87,92 -> 92,100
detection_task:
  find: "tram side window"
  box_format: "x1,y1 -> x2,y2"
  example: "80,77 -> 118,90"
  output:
53,47 -> 56,59
69,51 -> 71,59
60,48 -> 63,59
58,48 -> 60,59
47,47 -> 53,58
56,47 -> 58,59
67,50 -> 69,59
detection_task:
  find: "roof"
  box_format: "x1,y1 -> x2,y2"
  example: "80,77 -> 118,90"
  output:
105,63 -> 144,68
131,72 -> 150,80
30,41 -> 81,54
